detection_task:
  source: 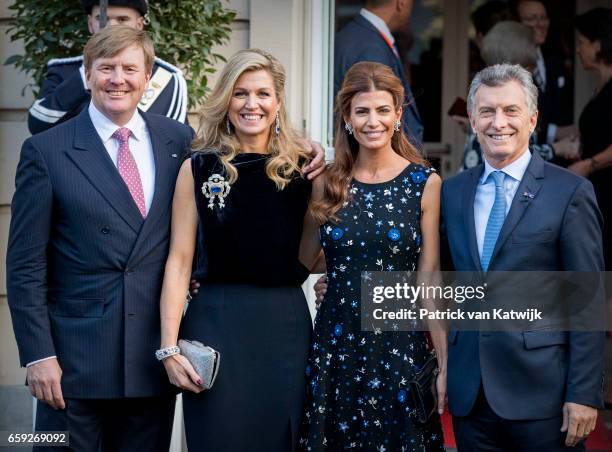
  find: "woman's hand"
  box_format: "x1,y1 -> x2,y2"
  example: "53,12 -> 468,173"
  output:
314,275 -> 328,308
436,367 -> 447,415
568,159 -> 593,177
162,354 -> 204,393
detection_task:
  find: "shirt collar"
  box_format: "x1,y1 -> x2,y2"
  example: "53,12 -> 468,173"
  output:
480,148 -> 532,184
360,8 -> 395,46
88,102 -> 145,143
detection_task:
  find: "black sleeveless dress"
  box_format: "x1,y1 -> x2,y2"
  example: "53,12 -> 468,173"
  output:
180,152 -> 312,451
299,163 -> 444,451
579,79 -> 612,269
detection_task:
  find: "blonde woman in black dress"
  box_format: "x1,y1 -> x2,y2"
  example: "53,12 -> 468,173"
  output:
158,49 -> 323,451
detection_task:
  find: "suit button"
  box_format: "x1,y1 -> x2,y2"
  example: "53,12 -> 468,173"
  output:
101,226 -> 110,234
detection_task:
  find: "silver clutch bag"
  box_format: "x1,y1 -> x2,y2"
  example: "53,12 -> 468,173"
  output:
178,339 -> 221,390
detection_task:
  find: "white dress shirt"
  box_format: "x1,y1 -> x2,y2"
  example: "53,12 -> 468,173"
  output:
474,149 -> 532,258
26,105 -> 156,368
88,102 -> 156,212
360,8 -> 398,57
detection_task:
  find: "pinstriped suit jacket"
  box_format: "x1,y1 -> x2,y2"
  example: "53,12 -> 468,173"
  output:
7,108 -> 193,398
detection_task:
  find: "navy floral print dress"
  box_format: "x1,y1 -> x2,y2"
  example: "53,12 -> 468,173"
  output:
299,163 -> 444,451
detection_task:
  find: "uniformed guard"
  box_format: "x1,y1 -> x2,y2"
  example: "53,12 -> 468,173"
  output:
28,0 -> 188,135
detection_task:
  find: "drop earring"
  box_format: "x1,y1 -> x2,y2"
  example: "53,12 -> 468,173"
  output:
226,116 -> 232,135
275,112 -> 281,136
394,120 -> 401,132
345,122 -> 353,135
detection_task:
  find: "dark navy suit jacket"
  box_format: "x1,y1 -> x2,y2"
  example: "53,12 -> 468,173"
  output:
441,151 -> 605,420
7,108 -> 193,399
537,50 -> 573,144
334,14 -> 423,146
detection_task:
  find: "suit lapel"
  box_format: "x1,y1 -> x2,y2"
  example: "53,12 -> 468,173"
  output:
489,151 -> 544,266
127,112 -> 178,263
66,109 -> 144,233
463,166 -> 482,271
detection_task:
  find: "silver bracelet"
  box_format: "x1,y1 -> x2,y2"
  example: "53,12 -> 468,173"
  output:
155,345 -> 180,361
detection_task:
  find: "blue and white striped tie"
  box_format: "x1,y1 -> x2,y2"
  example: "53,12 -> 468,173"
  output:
480,171 -> 506,271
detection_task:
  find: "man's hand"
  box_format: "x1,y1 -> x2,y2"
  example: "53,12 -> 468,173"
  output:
302,140 -> 326,180
314,275 -> 328,308
553,135 -> 581,161
26,358 -> 65,410
561,402 -> 597,447
555,124 -> 579,141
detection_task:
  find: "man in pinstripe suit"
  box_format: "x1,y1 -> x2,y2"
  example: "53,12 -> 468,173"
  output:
28,0 -> 188,135
7,26 -> 192,451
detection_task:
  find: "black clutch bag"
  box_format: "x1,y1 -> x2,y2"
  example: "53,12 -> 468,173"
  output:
409,354 -> 439,423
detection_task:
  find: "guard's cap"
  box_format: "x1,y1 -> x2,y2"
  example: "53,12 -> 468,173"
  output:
82,0 -> 148,16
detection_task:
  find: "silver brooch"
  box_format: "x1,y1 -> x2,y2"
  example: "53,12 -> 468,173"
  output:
201,174 -> 231,209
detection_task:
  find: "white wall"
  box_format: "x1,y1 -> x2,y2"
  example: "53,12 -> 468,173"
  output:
249,0 -> 306,131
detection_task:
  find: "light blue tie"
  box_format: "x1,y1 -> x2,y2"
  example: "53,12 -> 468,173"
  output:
480,171 -> 506,271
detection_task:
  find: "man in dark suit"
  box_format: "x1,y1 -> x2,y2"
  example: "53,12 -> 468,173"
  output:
442,63 -> 604,451
511,0 -> 574,145
334,0 -> 423,146
7,26 -> 193,451
28,0 -> 188,135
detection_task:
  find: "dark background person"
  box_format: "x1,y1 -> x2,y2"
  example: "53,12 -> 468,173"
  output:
7,26 -> 193,451
510,0 -> 575,146
334,0 -> 423,147
28,0 -> 187,135
469,1 -> 513,81
568,8 -> 612,408
568,7 -> 612,266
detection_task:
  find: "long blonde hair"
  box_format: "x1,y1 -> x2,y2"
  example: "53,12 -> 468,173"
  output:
312,62 -> 428,223
192,49 -> 310,189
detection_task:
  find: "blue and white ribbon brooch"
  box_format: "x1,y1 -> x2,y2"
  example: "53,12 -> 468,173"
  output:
202,174 -> 231,209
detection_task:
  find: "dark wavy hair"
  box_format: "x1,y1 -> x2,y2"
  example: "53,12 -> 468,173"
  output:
311,62 -> 427,223
574,7 -> 612,65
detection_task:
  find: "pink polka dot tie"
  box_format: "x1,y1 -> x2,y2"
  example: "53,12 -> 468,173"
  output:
112,127 -> 147,218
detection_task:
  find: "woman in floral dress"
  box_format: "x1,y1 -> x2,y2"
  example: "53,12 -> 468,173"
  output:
299,62 -> 447,451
